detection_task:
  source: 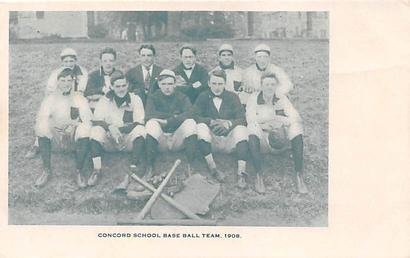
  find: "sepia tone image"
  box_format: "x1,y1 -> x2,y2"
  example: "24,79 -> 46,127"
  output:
8,11 -> 328,226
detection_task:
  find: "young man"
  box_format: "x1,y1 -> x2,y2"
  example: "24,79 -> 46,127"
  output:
242,44 -> 293,101
193,69 -> 250,187
126,44 -> 163,104
84,47 -> 117,112
89,70 -> 146,187
26,48 -> 88,158
46,48 -> 88,95
246,72 -> 308,194
210,44 -> 247,105
174,45 -> 209,104
145,69 -> 197,178
34,68 -> 92,188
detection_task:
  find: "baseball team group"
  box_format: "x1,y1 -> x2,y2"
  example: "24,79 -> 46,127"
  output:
26,42 -> 309,199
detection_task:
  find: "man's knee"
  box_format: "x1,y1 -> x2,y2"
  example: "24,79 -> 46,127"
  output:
231,125 -> 249,143
287,122 -> 304,140
75,123 -> 91,140
179,119 -> 197,138
129,125 -> 146,140
145,119 -> 162,139
247,123 -> 262,138
90,126 -> 106,142
197,123 -> 211,142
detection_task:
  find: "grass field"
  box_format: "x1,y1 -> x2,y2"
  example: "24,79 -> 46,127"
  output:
9,39 -> 328,226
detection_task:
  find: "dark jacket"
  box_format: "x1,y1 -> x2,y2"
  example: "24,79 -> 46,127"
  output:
173,63 -> 208,104
192,89 -> 246,129
146,90 -> 193,132
126,64 -> 163,105
84,67 -> 115,97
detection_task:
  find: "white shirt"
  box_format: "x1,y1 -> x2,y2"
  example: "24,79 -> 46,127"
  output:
213,97 -> 222,112
183,64 -> 195,79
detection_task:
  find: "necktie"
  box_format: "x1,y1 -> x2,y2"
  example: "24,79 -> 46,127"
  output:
144,70 -> 151,92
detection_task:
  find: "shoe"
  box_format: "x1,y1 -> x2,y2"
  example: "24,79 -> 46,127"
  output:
87,169 -> 101,186
25,145 -> 39,159
35,168 -> 51,188
114,174 -> 130,192
76,171 -> 87,189
210,168 -> 225,183
296,172 -> 308,194
255,173 -> 266,194
237,173 -> 247,189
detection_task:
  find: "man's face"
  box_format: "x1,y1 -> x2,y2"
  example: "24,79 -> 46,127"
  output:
209,75 -> 226,96
61,56 -> 76,69
261,77 -> 278,97
158,76 -> 176,96
255,51 -> 270,70
140,48 -> 154,68
57,75 -> 73,94
112,78 -> 129,98
218,51 -> 234,66
101,53 -> 115,74
181,49 -> 196,69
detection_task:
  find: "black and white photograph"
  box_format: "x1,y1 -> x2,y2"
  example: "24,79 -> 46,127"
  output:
8,11 -> 329,226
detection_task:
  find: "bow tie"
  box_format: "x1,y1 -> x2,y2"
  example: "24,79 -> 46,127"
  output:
256,63 -> 267,72
183,66 -> 193,71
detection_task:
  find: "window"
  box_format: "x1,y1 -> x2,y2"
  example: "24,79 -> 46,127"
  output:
36,11 -> 44,19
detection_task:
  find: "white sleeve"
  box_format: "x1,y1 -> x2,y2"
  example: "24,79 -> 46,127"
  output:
281,97 -> 302,124
245,93 -> 258,125
45,69 -> 60,95
132,94 -> 145,124
75,95 -> 93,126
93,97 -> 108,122
35,96 -> 53,138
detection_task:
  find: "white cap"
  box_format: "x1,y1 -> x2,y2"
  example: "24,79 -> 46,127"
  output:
158,69 -> 176,80
60,48 -> 77,58
218,44 -> 234,55
254,44 -> 271,54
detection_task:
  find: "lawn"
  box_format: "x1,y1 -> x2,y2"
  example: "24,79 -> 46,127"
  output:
8,39 -> 328,226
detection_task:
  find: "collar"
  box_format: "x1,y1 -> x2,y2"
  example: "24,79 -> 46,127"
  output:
256,91 -> 279,105
219,61 -> 234,70
106,90 -> 131,107
209,89 -> 225,99
100,67 -> 115,76
142,64 -> 153,73
256,63 -> 267,72
183,64 -> 195,71
71,65 -> 83,75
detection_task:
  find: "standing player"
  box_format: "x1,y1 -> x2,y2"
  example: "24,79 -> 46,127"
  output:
126,44 -> 163,104
46,48 -> 88,95
89,70 -> 146,188
34,68 -> 92,188
242,44 -> 293,101
210,44 -> 247,105
246,72 -> 308,194
145,70 -> 198,178
25,48 -> 88,158
174,45 -> 209,103
192,69 -> 250,187
84,47 -> 117,112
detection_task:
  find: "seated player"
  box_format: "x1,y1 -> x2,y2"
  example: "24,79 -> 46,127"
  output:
145,69 -> 197,179
84,47 -> 117,112
34,68 -> 92,188
242,44 -> 293,101
192,69 -> 250,187
246,72 -> 308,194
174,44 -> 209,104
26,48 -> 89,159
89,70 -> 146,187
210,44 -> 247,105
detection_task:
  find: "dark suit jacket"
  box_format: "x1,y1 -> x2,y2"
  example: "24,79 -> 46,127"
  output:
84,67 -> 115,97
192,89 -> 246,130
173,63 -> 208,104
126,64 -> 163,105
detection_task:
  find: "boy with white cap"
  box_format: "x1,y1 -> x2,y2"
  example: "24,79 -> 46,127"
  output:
145,69 -> 198,177
242,44 -> 293,102
210,44 -> 247,105
193,69 -> 250,187
247,72 -> 308,194
88,70 -> 146,187
34,68 -> 92,188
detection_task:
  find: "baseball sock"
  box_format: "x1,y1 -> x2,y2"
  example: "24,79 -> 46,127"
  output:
198,139 -> 212,156
131,136 -> 145,166
38,137 -> 51,170
75,137 -> 89,170
291,134 -> 304,173
248,135 -> 262,173
145,134 -> 158,167
184,134 -> 197,164
90,139 -> 103,170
